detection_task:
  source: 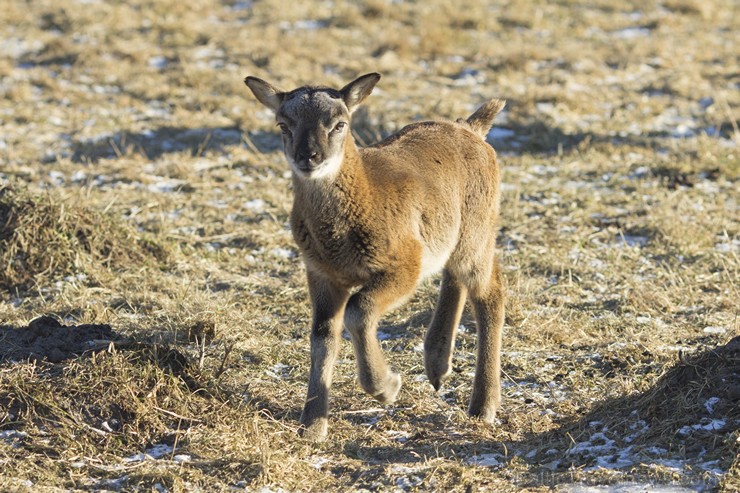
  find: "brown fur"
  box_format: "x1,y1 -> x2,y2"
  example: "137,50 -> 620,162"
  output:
244,73 -> 506,441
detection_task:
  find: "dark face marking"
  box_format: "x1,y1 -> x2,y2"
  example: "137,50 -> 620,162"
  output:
276,88 -> 351,178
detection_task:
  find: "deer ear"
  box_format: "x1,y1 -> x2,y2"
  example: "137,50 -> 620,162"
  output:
340,73 -> 381,113
244,76 -> 285,112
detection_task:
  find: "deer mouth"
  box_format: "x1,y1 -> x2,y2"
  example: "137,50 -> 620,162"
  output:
291,154 -> 342,179
292,159 -> 318,175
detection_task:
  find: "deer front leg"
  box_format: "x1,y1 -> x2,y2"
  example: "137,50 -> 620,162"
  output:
299,271 -> 350,442
344,266 -> 419,404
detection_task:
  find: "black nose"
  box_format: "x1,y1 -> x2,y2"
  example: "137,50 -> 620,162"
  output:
297,151 -> 318,163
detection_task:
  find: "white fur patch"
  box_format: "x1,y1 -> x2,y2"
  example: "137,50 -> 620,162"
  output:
289,153 -> 343,180
419,242 -> 455,280
414,210 -> 459,280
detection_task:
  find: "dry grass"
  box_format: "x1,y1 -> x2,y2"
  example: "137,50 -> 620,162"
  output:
0,185 -> 171,293
1,0 -> 738,491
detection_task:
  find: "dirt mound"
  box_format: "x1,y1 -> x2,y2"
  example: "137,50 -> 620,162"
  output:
0,315 -> 122,363
0,185 -> 170,294
634,336 -> 740,425
523,336 -> 739,483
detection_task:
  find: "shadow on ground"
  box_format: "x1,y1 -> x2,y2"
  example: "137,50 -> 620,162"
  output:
71,126 -> 281,163
0,315 -> 192,378
487,106 -> 737,155
0,315 -> 120,363
67,115 -> 736,164
342,337 -> 739,489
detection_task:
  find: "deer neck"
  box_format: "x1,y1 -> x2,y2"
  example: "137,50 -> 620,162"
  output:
292,138 -> 369,223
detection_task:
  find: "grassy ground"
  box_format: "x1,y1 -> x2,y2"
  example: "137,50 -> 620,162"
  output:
1,0 -> 738,491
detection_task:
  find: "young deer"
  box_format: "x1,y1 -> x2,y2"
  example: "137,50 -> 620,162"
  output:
244,73 -> 506,441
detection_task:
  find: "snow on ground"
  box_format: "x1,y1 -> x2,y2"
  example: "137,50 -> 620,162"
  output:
557,483 -> 703,493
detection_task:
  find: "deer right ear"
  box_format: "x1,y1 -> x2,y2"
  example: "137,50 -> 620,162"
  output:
244,76 -> 285,112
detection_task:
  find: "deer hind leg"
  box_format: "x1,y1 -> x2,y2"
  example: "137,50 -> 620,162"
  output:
424,270 -> 468,390
299,271 -> 350,442
344,266 -> 419,404
466,255 -> 505,423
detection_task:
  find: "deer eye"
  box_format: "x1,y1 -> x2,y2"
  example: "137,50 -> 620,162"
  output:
277,123 -> 291,135
331,122 -> 347,134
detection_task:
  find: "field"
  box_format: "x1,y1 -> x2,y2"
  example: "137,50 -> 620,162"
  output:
1,0 -> 738,491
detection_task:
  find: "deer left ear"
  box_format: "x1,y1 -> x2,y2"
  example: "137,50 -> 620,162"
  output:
244,76 -> 285,112
340,73 -> 381,113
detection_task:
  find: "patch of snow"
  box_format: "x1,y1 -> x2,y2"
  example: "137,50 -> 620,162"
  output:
92,476 -> 129,489
256,487 -> 289,493
307,456 -> 331,470
71,170 -> 87,182
642,446 -> 668,456
147,178 -> 187,193
230,1 -> 253,10
389,464 -> 425,475
452,68 -> 486,86
628,166 -> 650,180
616,235 -> 648,248
487,127 -> 516,141
589,446 -> 635,470
385,430 -> 410,443
535,102 -> 555,114
123,454 -> 147,462
208,200 -> 229,209
148,56 -> 168,69
266,363 -> 291,379
63,273 -> 88,283
279,20 -> 327,30
657,345 -> 694,352
269,247 -> 296,259
123,443 -> 174,463
557,482 -> 700,492
677,419 -> 726,435
703,326 -> 727,335
672,124 -> 694,138
0,430 -> 28,442
699,97 -> 714,109
395,474 -> 423,489
0,38 -> 44,58
624,420 -> 650,443
466,453 -> 502,467
703,397 -> 720,414
698,459 -> 725,476
714,238 -> 739,253
694,180 -> 721,194
48,170 -> 65,185
146,443 -> 174,459
243,198 -> 266,212
568,432 -> 615,456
